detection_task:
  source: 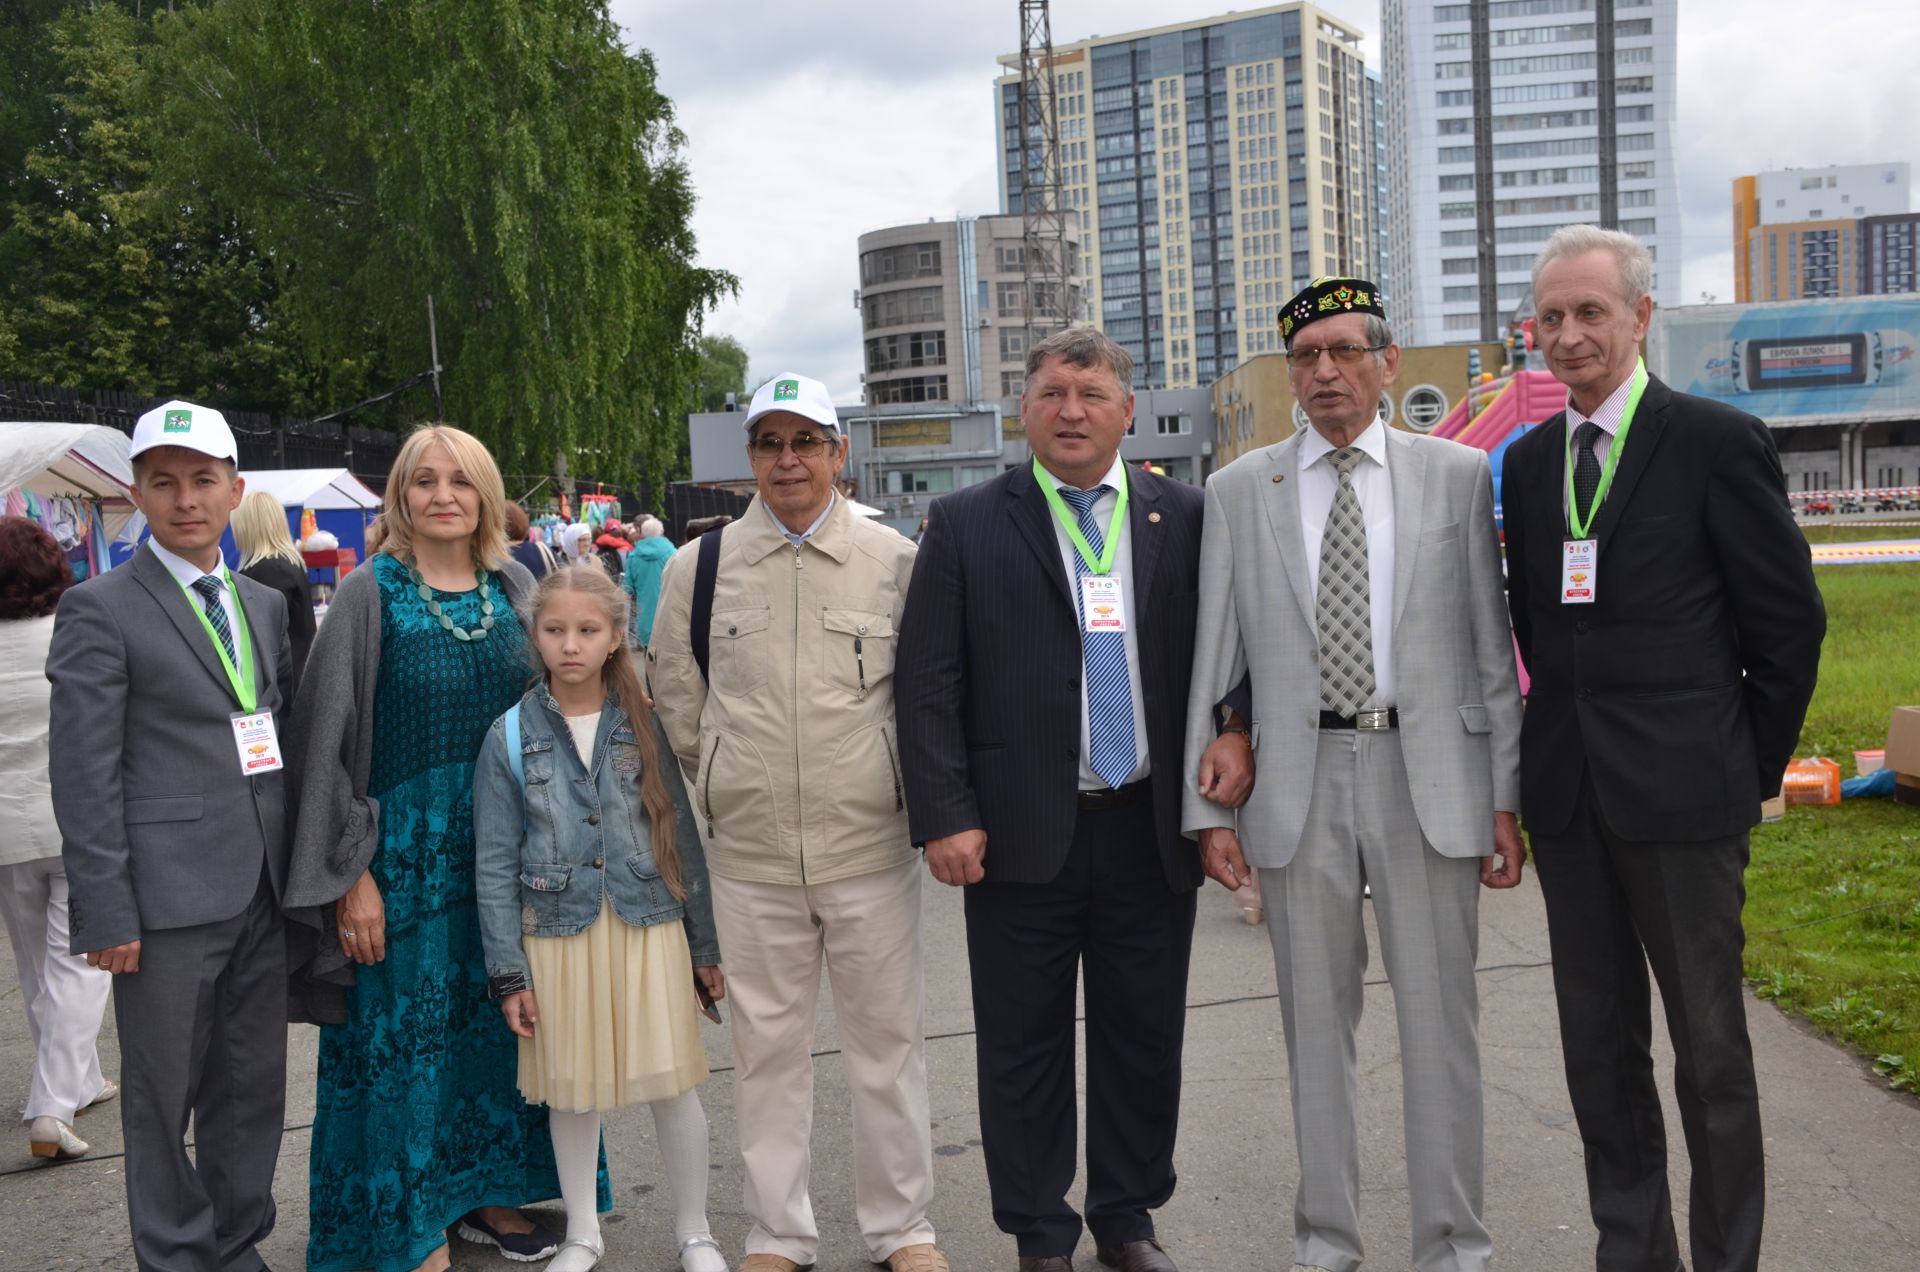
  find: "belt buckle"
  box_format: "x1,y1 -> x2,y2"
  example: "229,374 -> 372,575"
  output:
1354,708 -> 1392,731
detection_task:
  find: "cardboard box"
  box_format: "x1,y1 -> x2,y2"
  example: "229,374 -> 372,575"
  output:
1885,707 -> 1920,809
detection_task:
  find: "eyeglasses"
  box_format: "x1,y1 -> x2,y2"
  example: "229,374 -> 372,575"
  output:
1284,342 -> 1388,368
746,432 -> 837,459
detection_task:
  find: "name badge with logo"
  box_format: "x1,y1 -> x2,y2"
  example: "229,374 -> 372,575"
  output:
230,711 -> 285,774
1561,538 -> 1597,605
1081,575 -> 1127,633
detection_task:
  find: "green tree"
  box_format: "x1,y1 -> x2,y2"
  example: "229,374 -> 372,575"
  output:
0,4 -> 300,406
692,333 -> 750,412
147,0 -> 734,485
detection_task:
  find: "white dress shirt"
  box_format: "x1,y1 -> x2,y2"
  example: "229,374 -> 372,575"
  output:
1298,417 -> 1397,708
763,490 -> 838,546
146,538 -> 245,670
1562,358 -> 1646,523
1041,454 -> 1151,790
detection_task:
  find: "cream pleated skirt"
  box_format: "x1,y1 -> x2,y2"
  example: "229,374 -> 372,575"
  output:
519,899 -> 710,1113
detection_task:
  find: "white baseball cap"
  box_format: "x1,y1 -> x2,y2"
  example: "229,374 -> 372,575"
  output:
743,372 -> 838,433
128,399 -> 238,462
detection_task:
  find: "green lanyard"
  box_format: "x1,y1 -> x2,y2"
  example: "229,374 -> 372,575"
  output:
176,565 -> 258,712
1564,358 -> 1649,541
1034,457 -> 1129,576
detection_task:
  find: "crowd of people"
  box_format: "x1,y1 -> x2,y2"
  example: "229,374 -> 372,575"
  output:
3,223 -> 1826,1272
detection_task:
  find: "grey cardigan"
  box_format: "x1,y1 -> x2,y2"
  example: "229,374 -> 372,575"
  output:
283,553 -> 536,1023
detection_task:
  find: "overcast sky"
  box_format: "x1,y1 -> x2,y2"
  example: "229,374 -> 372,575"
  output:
613,0 -> 1918,401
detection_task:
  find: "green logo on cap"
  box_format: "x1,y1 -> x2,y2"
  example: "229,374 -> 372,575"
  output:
773,379 -> 799,402
163,409 -> 192,433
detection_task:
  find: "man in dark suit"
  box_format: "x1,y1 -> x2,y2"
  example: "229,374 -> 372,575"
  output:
895,327 -> 1246,1272
49,400 -> 293,1272
1502,227 -> 1825,1272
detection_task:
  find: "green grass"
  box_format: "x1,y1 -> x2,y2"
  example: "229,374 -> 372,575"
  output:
1800,521 -> 1920,545
1747,562 -> 1920,1093
1795,565 -> 1920,767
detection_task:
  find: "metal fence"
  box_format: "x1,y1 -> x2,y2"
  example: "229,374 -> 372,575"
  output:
0,380 -> 403,490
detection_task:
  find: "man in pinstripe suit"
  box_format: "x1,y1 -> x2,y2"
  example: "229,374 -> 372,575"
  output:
896,327 -> 1248,1272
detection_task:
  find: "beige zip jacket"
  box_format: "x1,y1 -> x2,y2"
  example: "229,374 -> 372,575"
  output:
648,495 -> 918,886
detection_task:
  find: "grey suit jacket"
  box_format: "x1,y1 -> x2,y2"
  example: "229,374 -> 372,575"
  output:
49,544 -> 293,953
1181,427 -> 1521,867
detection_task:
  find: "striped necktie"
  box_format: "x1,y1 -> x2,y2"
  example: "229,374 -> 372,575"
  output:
1058,484 -> 1137,790
191,574 -> 237,666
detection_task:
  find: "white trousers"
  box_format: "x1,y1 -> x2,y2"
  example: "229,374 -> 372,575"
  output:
708,858 -> 937,1265
0,858 -> 112,1123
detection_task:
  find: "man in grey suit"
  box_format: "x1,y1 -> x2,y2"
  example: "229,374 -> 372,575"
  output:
49,400 -> 292,1272
1181,280 -> 1523,1272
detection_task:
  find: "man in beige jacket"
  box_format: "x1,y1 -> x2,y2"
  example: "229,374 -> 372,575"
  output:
650,372 -> 943,1272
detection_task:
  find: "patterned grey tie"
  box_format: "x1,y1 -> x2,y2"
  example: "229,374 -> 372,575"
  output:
1316,446 -> 1376,716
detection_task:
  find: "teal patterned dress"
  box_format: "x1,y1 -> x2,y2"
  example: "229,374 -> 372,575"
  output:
307,554 -> 609,1272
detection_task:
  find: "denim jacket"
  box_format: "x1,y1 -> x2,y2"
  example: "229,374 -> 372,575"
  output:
474,684 -> 720,997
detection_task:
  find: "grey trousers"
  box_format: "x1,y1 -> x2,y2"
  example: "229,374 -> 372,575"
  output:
113,870 -> 286,1272
1262,729 -> 1489,1272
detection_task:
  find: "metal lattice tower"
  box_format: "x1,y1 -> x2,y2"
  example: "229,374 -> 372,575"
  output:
1018,0 -> 1070,348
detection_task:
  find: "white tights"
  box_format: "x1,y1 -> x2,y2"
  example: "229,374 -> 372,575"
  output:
548,1089 -> 718,1271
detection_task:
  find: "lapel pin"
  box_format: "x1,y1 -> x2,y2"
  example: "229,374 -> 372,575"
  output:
1148,511 -> 1161,523
1272,473 -> 1285,483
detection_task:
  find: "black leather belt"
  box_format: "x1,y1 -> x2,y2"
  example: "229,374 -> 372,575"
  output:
1319,708 -> 1399,731
1078,778 -> 1150,811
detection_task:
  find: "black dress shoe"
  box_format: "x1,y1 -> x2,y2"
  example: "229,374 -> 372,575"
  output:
1095,1239 -> 1177,1272
1018,1257 -> 1076,1271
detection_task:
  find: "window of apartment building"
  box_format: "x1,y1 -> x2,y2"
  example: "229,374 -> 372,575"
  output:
1156,414 -> 1191,436
874,418 -> 954,448
1000,370 -> 1026,397
998,328 -> 1026,361
996,281 -> 1026,318
866,330 -> 947,374
860,242 -> 942,286
884,469 -> 955,495
862,286 -> 942,330
868,376 -> 950,406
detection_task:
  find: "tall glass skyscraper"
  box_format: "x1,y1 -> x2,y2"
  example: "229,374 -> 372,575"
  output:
995,5 -> 1379,390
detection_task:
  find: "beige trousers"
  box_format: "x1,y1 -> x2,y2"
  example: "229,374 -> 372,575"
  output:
708,857 -> 937,1264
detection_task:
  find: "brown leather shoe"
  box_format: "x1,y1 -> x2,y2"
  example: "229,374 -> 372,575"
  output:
1017,1258 -> 1075,1272
883,1246 -> 950,1272
736,1256 -> 811,1272
1095,1239 -> 1177,1271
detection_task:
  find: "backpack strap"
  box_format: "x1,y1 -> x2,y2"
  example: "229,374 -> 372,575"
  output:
503,700 -> 525,791
691,525 -> 723,683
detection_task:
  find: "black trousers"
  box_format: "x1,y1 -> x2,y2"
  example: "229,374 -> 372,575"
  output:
962,799 -> 1198,1258
114,867 -> 286,1272
1532,777 -> 1763,1272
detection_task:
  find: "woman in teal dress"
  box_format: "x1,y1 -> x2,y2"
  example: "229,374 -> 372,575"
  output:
286,426 -> 605,1272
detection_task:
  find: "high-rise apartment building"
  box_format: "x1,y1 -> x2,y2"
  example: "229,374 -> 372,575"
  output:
1383,0 -> 1681,346
857,214 -> 1085,407
1732,163 -> 1912,301
994,4 -> 1377,390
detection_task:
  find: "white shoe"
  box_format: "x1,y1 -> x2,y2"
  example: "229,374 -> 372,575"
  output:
79,1080 -> 120,1114
548,1233 -> 605,1272
29,1116 -> 90,1160
680,1235 -> 726,1272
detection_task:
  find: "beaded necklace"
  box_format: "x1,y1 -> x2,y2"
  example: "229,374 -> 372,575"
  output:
405,558 -> 495,642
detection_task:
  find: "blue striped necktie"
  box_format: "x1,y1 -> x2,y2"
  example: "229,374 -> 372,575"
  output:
1058,484 -> 1137,789
191,574 -> 237,666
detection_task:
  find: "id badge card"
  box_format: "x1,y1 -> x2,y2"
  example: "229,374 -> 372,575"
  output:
1080,575 -> 1127,633
1561,538 -> 1598,604
231,711 -> 285,774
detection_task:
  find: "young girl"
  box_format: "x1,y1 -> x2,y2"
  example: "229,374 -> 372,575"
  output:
475,564 -> 727,1272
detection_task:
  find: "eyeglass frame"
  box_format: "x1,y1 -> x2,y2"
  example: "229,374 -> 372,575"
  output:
744,429 -> 842,461
1282,341 -> 1390,369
